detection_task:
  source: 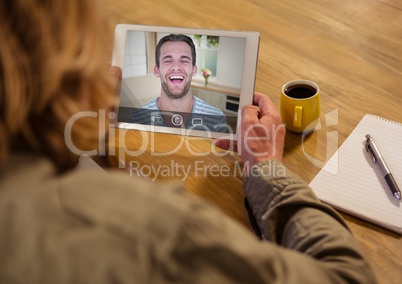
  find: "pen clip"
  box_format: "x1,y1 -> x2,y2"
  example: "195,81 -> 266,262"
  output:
365,134 -> 377,163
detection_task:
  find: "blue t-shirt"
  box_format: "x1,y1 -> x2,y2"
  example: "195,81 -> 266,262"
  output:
130,96 -> 228,133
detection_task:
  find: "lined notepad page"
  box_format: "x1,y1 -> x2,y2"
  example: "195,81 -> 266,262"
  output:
310,114 -> 402,234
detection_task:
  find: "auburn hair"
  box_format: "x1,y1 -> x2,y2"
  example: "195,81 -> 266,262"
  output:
0,0 -> 117,171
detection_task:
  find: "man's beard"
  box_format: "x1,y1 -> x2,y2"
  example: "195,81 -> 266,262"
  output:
161,79 -> 192,100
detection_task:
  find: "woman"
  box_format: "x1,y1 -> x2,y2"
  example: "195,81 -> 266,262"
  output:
0,0 -> 375,283
0,1 -> 117,171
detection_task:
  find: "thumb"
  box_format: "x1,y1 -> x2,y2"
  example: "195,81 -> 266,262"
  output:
109,66 -> 122,95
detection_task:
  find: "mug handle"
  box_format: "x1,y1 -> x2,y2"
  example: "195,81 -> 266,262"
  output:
293,106 -> 302,128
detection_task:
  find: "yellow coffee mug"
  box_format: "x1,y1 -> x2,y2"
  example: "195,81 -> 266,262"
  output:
280,80 -> 320,133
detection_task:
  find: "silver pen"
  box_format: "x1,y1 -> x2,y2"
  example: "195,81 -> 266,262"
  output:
365,134 -> 401,200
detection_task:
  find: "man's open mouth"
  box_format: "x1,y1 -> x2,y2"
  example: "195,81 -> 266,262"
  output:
169,75 -> 184,84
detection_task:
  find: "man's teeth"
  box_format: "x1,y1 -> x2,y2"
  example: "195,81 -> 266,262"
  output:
170,76 -> 184,80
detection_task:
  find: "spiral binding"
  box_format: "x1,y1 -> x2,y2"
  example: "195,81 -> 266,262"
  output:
366,114 -> 402,126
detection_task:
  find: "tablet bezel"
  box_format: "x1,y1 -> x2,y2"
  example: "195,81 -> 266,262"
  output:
111,24 -> 260,140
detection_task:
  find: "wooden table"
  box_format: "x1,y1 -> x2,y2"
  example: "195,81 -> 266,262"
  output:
105,0 -> 402,282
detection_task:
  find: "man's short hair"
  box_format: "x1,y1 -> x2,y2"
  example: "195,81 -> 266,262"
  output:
155,34 -> 196,67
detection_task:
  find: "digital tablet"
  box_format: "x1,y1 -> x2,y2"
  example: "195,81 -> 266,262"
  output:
111,24 -> 259,139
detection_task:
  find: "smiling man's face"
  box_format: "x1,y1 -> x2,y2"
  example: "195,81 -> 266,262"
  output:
154,41 -> 197,99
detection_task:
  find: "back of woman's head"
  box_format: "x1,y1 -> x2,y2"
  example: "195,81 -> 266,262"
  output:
0,0 -> 116,171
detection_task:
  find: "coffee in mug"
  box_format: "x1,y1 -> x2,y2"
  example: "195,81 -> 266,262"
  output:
280,80 -> 320,133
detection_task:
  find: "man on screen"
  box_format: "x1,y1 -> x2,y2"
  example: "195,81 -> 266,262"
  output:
130,34 -> 227,133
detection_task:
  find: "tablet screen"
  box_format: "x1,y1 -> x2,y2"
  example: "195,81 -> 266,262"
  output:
112,25 -> 259,139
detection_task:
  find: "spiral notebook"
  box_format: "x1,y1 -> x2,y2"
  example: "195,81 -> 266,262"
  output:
309,114 -> 402,234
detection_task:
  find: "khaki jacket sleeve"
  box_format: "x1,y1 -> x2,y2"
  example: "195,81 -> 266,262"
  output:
242,160 -> 376,283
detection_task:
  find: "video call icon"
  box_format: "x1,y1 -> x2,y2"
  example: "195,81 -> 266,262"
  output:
151,113 -> 162,123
